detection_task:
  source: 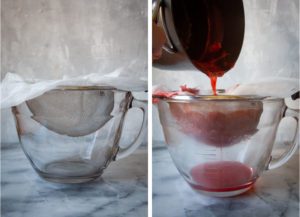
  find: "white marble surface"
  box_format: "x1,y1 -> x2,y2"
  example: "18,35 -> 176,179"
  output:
1,143 -> 147,217
153,142 -> 299,217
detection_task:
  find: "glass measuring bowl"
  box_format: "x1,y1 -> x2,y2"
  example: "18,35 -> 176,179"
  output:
12,86 -> 147,183
154,94 -> 298,197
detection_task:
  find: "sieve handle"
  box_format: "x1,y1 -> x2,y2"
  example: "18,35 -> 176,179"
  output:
291,91 -> 299,100
116,98 -> 147,159
268,107 -> 299,170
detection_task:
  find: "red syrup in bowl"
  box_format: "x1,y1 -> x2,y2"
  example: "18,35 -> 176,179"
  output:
189,161 -> 255,192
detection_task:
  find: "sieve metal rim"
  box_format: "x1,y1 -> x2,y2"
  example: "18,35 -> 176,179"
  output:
51,86 -> 124,91
153,91 -> 283,103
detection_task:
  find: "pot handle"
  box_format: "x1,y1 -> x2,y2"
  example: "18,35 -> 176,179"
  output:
268,107 -> 299,170
116,98 -> 147,159
153,0 -> 177,54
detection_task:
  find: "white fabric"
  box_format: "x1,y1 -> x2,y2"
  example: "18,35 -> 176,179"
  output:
1,72 -> 147,109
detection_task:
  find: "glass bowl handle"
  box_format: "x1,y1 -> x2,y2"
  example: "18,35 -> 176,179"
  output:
116,98 -> 147,159
268,107 -> 299,170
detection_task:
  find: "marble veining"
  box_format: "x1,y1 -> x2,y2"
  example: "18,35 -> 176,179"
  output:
1,143 -> 147,217
153,142 -> 299,217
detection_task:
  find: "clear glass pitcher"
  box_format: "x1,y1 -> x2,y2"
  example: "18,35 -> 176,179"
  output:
154,94 -> 298,197
12,87 -> 147,183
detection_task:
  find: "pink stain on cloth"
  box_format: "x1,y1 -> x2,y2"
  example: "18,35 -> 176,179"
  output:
152,85 -> 199,103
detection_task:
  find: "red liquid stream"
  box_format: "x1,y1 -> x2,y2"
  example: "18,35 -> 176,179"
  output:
209,75 -> 218,95
189,161 -> 254,192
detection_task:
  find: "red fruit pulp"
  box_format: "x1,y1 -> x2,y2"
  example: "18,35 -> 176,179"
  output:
169,102 -> 263,147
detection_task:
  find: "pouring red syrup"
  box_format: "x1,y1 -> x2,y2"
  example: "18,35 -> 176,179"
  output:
189,161 -> 255,192
209,76 -> 218,95
172,0 -> 244,88
155,0 -> 250,194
